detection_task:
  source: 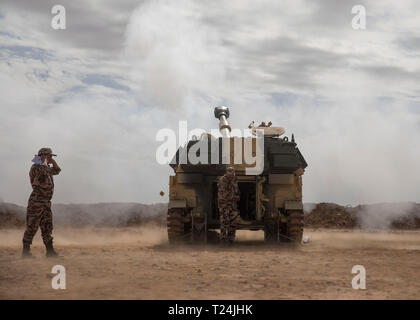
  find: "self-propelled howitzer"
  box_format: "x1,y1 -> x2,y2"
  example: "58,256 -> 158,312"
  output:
167,106 -> 307,244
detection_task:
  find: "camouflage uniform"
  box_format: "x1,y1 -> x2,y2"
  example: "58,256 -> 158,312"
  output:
217,172 -> 240,244
22,163 -> 61,245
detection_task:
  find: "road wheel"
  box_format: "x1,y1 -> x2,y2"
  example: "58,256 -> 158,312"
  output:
287,210 -> 304,243
167,208 -> 191,244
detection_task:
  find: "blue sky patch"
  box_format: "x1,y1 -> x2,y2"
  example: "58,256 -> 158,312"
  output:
0,45 -> 53,62
82,73 -> 130,92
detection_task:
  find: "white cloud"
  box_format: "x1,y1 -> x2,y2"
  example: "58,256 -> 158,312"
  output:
0,0 -> 419,206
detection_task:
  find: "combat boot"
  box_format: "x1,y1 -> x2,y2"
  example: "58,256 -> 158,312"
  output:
45,240 -> 61,258
21,243 -> 34,259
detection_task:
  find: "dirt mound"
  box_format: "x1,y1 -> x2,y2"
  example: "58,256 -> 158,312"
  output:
304,203 -> 357,228
305,202 -> 420,229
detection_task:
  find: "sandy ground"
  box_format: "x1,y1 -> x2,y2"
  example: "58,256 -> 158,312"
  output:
0,227 -> 419,300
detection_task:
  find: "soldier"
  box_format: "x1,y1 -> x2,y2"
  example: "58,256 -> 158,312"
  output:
22,148 -> 61,258
217,167 -> 249,244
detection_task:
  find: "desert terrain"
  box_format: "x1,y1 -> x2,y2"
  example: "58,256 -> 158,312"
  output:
0,226 -> 419,300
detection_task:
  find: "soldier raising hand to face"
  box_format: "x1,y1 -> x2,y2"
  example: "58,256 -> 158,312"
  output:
22,148 -> 62,258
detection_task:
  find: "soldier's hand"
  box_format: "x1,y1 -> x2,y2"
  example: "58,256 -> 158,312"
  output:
47,156 -> 58,166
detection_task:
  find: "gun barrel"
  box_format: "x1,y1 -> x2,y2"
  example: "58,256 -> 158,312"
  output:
214,106 -> 231,137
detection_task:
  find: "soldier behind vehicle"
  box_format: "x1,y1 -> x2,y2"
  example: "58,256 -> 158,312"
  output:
22,148 -> 61,258
217,167 -> 250,245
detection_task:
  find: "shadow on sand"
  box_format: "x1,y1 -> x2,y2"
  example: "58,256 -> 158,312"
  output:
148,240 -> 302,252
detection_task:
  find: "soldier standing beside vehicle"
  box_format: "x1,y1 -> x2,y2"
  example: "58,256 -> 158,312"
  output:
22,148 -> 61,258
217,167 -> 249,244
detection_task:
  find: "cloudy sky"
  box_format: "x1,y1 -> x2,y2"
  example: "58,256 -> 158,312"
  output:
0,0 -> 419,206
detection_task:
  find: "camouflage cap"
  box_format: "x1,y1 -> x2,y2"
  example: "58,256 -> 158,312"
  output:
38,147 -> 57,156
226,166 -> 235,173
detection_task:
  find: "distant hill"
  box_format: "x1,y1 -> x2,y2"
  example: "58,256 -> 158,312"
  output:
0,202 -> 167,228
1,201 -> 419,229
0,202 -> 25,228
